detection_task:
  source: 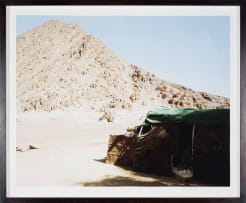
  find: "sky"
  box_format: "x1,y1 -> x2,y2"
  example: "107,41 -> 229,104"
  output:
16,16 -> 230,97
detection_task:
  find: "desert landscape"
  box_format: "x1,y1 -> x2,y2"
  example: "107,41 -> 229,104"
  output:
16,19 -> 230,186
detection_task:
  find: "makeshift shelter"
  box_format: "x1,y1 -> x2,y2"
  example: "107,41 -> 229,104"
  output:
106,108 -> 230,186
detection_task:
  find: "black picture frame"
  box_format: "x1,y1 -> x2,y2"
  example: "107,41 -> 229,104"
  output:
0,1 -> 245,202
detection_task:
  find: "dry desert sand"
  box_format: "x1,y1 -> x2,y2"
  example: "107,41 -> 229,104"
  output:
17,110 -> 202,186
16,19 -> 229,187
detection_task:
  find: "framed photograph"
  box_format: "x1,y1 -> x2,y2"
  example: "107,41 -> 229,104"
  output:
1,1 -> 245,202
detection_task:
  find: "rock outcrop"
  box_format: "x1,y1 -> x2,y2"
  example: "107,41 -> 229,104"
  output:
16,19 -> 229,114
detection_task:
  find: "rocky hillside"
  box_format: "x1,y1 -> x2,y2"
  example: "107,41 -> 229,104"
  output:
16,19 -> 229,115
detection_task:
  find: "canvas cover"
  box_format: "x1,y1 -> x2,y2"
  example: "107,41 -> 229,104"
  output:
144,108 -> 229,126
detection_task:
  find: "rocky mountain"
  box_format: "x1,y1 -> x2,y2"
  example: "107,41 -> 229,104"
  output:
16,19 -> 229,115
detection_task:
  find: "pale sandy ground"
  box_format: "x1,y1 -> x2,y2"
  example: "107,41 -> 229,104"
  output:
16,110 -> 201,187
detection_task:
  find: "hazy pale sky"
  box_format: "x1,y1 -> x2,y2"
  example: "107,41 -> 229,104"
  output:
16,16 -> 230,97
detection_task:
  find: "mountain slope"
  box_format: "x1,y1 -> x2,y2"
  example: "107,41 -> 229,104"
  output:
16,19 -> 229,114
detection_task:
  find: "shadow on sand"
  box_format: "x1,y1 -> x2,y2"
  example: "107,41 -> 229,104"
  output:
78,159 -> 202,187
82,175 -> 170,186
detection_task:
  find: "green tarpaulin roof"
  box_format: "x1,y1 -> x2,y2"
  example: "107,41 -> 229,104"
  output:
144,108 -> 230,126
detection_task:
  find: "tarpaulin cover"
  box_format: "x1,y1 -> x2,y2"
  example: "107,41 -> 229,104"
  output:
144,108 -> 229,126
